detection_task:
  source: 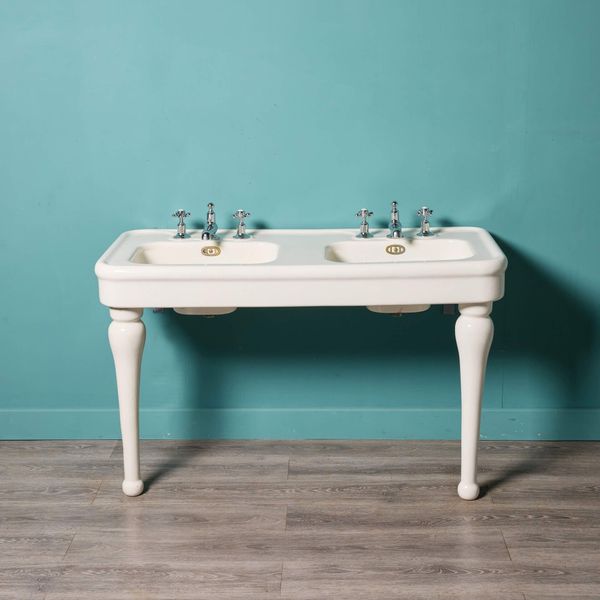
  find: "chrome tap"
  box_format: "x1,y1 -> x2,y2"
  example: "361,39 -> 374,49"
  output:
417,206 -> 434,237
387,201 -> 402,238
232,209 -> 251,239
201,202 -> 219,240
172,209 -> 190,238
356,208 -> 373,238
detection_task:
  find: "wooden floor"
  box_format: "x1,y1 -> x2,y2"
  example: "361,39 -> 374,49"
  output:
0,440 -> 599,599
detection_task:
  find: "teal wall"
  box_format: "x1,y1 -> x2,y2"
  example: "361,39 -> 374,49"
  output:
1,0 -> 599,440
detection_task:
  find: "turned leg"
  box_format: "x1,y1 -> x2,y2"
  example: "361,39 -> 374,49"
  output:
108,308 -> 146,496
455,302 -> 494,500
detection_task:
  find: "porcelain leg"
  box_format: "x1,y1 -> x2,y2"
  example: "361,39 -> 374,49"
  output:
455,302 -> 493,500
108,308 -> 145,497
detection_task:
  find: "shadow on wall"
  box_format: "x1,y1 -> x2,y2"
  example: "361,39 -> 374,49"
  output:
156,237 -> 597,440
477,237 -> 598,493
159,303 -> 457,437
493,236 -> 598,412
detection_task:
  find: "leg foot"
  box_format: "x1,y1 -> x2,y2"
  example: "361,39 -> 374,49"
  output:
455,302 -> 494,501
122,479 -> 144,497
457,481 -> 480,501
109,308 -> 146,497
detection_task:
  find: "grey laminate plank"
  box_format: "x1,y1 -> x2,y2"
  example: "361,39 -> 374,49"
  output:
0,566 -> 62,599
502,527 -> 600,567
478,460 -> 600,480
43,562 -> 282,599
280,559 -> 600,597
281,587 -> 527,600
0,461 -> 117,481
285,502 -> 600,532
406,441 -> 599,458
284,594 -> 528,600
289,455 -> 600,483
287,456 -> 467,481
104,455 -> 290,486
286,455 -> 584,482
63,529 -> 509,564
0,441 -> 116,461
0,592 -> 45,600
0,443 -> 109,506
0,502 -> 286,535
490,481 -> 600,507
0,480 -> 102,505
478,452 -> 600,469
524,594 -> 600,600
0,535 -> 73,566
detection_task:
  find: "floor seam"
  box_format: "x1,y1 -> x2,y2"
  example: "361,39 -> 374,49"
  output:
280,561 -> 286,597
500,528 -> 513,561
278,561 -> 284,596
89,478 -> 103,505
108,439 -> 118,460
62,533 -> 76,561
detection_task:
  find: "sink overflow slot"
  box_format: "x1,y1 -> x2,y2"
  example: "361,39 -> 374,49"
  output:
201,246 -> 221,257
385,244 -> 406,255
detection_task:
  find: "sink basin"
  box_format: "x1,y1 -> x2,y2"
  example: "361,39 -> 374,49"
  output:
325,237 -> 474,263
131,240 -> 279,265
96,227 -> 506,308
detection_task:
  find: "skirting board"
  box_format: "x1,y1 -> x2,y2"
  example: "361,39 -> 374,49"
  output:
1,408 -> 599,440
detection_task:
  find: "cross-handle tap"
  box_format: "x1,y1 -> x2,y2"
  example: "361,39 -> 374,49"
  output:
172,209 -> 191,238
201,202 -> 219,240
387,201 -> 402,238
232,209 -> 251,239
417,206 -> 434,237
356,208 -> 373,238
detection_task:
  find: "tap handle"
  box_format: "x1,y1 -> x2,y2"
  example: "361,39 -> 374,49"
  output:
417,206 -> 433,219
390,201 -> 399,218
172,209 -> 191,238
416,206 -> 434,237
172,209 -> 191,223
356,208 -> 373,220
232,209 -> 251,220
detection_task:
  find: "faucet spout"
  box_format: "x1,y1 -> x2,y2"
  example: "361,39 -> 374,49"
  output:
201,203 -> 219,240
387,201 -> 402,238
201,225 -> 217,240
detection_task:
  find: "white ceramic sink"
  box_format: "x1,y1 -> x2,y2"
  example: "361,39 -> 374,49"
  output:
96,225 -> 507,501
96,227 -> 506,308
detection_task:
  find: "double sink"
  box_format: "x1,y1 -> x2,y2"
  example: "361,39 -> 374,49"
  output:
96,227 -> 506,311
96,224 -> 506,500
